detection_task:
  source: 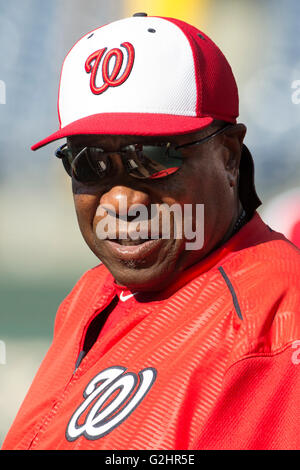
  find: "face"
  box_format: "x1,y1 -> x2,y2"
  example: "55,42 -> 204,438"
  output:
67,122 -> 245,292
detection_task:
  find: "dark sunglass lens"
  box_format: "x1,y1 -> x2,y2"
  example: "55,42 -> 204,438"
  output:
55,145 -> 73,177
71,147 -> 110,183
62,157 -> 72,177
56,143 -> 184,183
127,145 -> 183,179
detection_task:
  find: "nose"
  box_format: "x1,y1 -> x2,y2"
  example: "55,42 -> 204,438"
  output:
99,185 -> 151,217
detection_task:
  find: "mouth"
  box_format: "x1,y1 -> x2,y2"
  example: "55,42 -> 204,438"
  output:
104,238 -> 164,261
113,238 -> 150,246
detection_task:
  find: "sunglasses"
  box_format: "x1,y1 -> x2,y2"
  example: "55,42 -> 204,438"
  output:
55,124 -> 233,184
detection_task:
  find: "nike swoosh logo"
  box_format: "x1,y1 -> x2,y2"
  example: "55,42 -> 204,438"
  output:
119,291 -> 138,302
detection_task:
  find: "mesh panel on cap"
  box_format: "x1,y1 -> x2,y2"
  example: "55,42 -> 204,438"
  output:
161,17 -> 239,122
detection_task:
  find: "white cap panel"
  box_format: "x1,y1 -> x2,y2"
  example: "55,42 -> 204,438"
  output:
59,17 -> 197,128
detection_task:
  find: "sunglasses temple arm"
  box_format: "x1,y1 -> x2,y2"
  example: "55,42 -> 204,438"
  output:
175,124 -> 234,150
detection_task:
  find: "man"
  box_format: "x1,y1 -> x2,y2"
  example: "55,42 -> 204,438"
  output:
2,13 -> 300,450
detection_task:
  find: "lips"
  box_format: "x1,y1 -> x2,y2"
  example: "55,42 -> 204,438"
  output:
104,238 -> 164,261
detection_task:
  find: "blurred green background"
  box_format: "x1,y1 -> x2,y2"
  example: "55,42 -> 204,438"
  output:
1,0 -> 300,446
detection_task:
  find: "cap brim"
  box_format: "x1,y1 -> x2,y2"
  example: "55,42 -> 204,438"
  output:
31,113 -> 214,150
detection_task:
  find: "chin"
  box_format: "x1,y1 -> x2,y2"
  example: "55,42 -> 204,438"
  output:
100,256 -> 175,292
115,265 -> 168,291
91,236 -> 188,292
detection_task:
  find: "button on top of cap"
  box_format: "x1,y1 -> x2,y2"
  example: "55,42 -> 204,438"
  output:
133,12 -> 148,17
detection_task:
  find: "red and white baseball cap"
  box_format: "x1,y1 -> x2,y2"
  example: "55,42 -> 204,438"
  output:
32,13 -> 239,150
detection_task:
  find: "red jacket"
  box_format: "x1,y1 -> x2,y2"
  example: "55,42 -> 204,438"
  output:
2,213 -> 300,450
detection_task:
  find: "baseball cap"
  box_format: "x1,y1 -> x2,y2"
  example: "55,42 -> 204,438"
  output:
32,13 -> 261,214
32,14 -> 239,150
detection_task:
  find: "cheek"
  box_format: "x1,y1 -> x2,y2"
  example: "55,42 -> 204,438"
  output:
73,193 -> 100,235
179,159 -> 234,234
186,155 -> 231,202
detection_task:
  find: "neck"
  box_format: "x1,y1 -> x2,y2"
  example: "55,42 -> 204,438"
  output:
216,203 -> 246,250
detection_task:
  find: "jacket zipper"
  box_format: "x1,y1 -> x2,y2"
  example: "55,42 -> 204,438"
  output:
27,295 -> 117,449
73,295 -> 118,373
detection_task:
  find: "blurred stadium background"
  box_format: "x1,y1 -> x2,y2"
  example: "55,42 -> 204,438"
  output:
0,0 -> 300,445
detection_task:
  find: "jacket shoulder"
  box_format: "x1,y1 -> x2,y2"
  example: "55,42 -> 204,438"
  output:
221,233 -> 300,362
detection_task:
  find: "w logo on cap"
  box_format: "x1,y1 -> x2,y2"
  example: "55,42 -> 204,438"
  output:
85,42 -> 135,95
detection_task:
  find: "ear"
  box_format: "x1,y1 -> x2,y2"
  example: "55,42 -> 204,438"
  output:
221,124 -> 247,187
